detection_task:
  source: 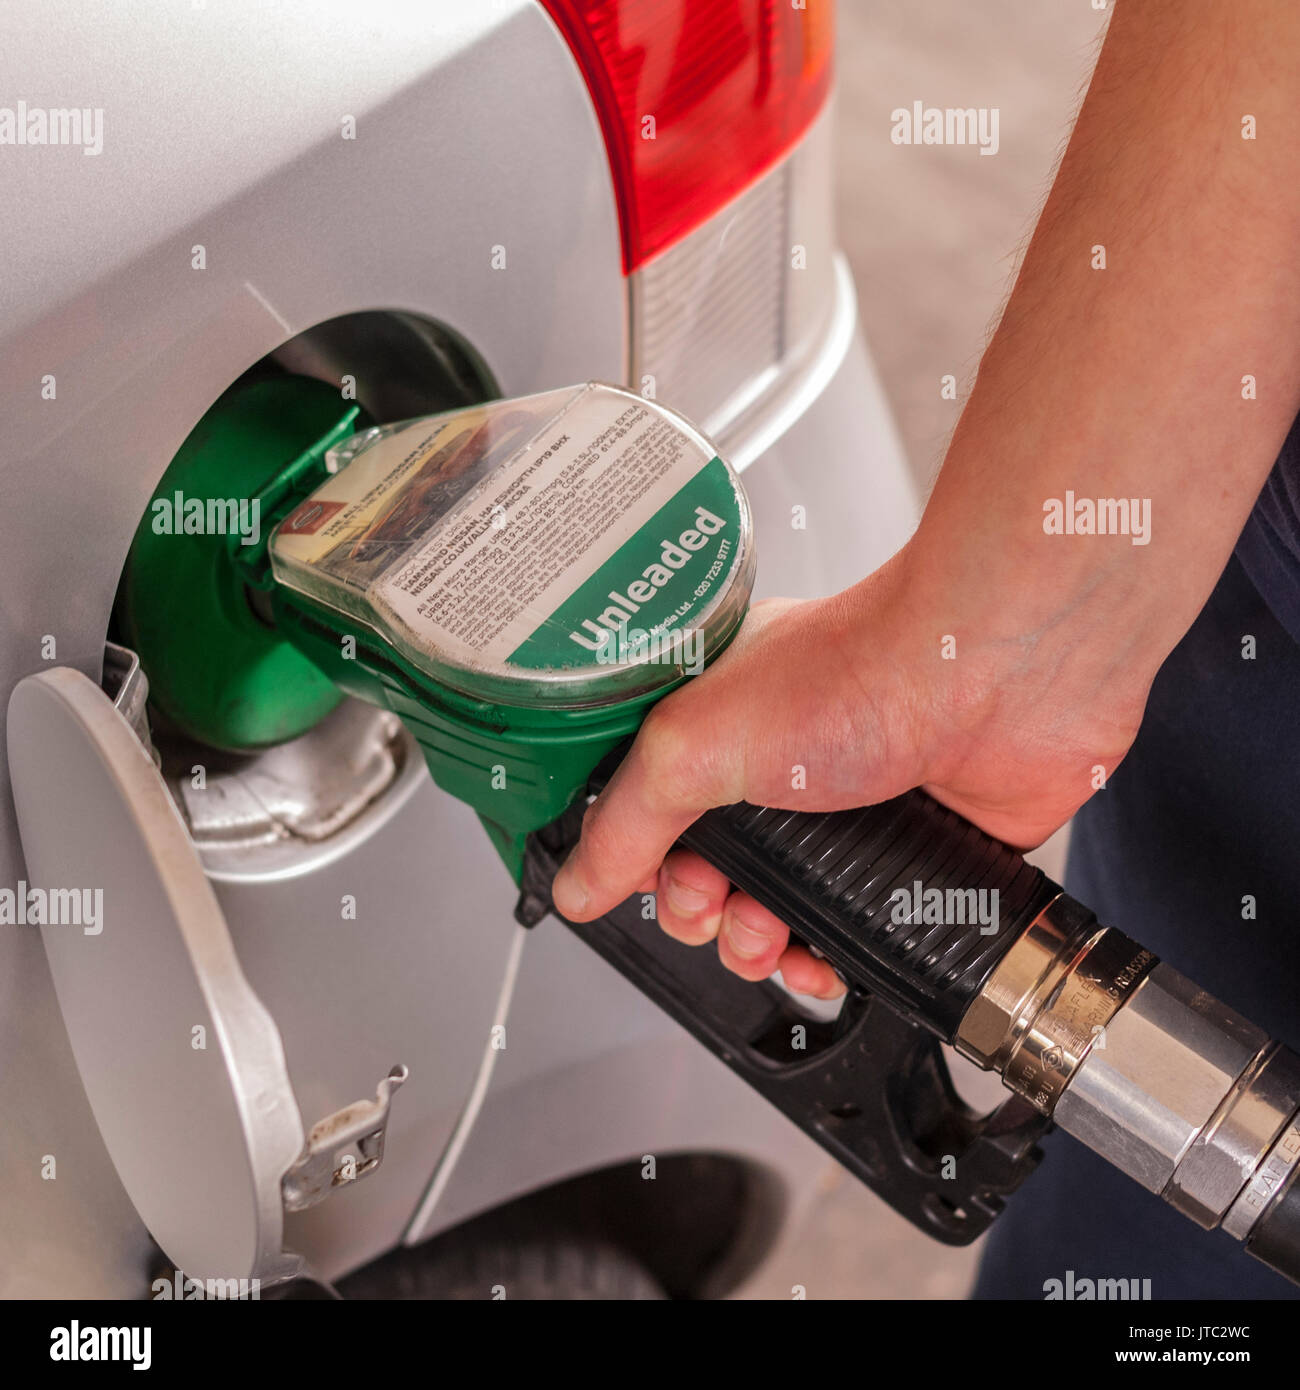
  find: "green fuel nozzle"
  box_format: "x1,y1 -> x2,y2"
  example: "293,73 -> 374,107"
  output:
122,376 -> 755,878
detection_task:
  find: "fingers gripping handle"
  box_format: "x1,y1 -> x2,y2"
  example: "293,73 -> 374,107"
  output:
673,792 -> 1059,1042
519,785 -> 1053,1244
583,746 -> 1057,1042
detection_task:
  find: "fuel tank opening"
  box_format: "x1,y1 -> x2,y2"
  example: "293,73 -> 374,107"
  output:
112,310 -> 495,753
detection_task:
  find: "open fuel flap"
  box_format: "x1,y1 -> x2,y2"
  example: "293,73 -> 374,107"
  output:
6,651 -> 405,1289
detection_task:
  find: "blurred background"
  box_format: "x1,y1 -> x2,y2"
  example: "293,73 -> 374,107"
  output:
739,0 -> 1108,1299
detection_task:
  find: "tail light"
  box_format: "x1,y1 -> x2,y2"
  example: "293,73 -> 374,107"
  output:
539,0 -> 834,272
541,0 -> 840,466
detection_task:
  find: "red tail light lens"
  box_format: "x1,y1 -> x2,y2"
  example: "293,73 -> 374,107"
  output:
540,0 -> 834,272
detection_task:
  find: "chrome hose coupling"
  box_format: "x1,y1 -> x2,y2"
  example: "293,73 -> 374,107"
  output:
955,894 -> 1300,1284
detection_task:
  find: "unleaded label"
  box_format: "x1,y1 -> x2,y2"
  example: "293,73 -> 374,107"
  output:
269,383 -> 750,700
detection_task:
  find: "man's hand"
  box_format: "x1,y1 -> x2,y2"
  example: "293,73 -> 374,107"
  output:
552,547 -> 1148,998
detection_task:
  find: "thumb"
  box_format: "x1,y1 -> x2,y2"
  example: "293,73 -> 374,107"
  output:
551,702 -> 738,920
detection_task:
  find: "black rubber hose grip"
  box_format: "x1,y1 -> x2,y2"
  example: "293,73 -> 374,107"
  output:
673,790 -> 1059,1042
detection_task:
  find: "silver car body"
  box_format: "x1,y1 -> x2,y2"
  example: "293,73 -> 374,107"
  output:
0,0 -> 917,1296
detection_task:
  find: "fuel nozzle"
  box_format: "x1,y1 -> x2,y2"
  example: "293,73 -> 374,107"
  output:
667,790 -> 1300,1286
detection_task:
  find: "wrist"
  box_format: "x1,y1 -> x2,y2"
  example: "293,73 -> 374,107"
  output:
890,514 -> 1158,740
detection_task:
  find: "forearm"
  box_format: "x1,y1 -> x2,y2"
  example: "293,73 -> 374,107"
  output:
555,0 -> 1300,930
905,0 -> 1300,698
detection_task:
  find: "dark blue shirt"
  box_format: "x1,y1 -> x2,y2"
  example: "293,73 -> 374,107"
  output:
976,436 -> 1300,1300
1236,416 -> 1300,646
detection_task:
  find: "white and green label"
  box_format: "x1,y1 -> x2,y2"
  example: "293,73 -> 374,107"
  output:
375,387 -> 743,677
506,456 -> 738,669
